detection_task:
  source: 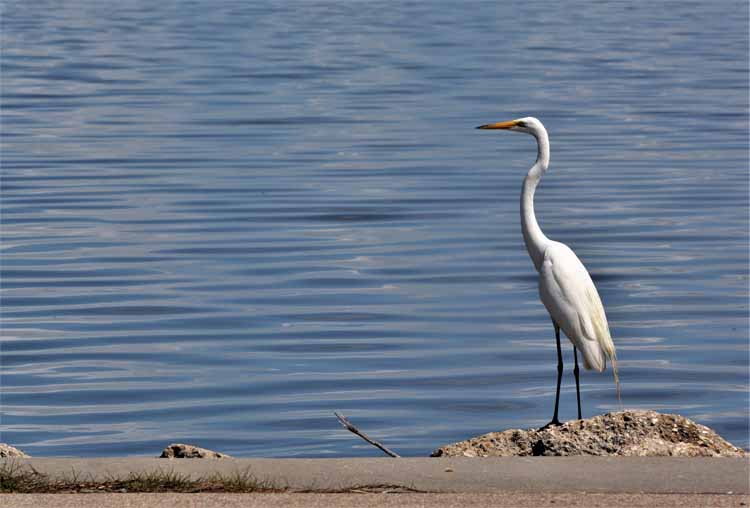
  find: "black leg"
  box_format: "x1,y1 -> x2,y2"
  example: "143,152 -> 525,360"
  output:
541,324 -> 563,429
573,347 -> 582,420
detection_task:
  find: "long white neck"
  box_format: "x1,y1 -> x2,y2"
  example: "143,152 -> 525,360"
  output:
521,126 -> 551,272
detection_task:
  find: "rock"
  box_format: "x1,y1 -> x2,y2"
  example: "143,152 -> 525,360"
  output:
159,443 -> 231,459
0,443 -> 29,458
431,410 -> 747,457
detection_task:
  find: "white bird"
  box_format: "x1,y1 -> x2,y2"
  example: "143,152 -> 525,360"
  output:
478,117 -> 620,427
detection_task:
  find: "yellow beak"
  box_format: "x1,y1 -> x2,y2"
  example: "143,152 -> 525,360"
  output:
476,120 -> 519,130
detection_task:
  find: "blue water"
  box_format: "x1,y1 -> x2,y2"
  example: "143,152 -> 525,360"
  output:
1,1 -> 748,457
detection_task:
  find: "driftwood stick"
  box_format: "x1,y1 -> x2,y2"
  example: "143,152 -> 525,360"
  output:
334,412 -> 401,458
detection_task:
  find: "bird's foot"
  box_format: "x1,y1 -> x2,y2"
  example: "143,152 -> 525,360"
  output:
539,419 -> 561,430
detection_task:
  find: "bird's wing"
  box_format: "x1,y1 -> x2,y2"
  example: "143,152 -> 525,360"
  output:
538,242 -> 611,371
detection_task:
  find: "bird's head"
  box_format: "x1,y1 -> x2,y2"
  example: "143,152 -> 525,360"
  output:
476,116 -> 543,137
476,116 -> 550,168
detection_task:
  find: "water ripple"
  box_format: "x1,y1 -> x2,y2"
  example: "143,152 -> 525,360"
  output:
1,0 -> 747,457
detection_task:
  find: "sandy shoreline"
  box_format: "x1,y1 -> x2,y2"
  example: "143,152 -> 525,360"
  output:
2,457 -> 748,494
2,492 -> 748,508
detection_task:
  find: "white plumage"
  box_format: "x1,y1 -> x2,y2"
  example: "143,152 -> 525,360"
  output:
539,241 -> 613,372
478,116 -> 619,425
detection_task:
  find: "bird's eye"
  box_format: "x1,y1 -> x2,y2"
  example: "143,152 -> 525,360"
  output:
515,121 -> 526,128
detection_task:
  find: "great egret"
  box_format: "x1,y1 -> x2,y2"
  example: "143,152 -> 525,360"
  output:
477,117 -> 620,427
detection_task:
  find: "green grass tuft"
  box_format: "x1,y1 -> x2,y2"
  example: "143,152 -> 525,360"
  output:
0,461 -> 279,493
1,462 -> 52,493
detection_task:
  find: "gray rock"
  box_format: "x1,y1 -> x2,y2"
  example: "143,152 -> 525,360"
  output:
159,443 -> 231,459
0,443 -> 29,458
431,410 -> 748,457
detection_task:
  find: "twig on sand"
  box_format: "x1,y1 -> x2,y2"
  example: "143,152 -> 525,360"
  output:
334,412 -> 401,458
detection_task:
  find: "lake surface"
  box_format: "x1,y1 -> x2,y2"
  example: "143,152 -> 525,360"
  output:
1,1 -> 748,457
